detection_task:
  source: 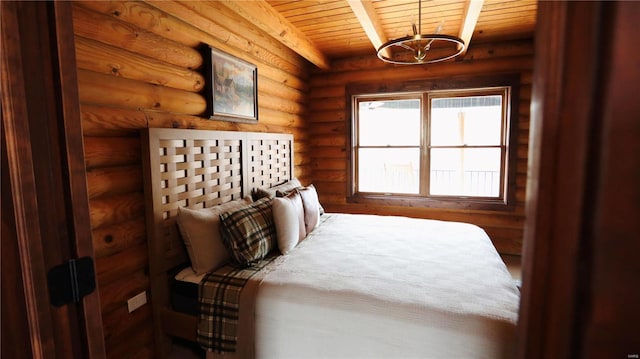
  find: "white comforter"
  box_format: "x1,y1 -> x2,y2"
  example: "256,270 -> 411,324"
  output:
254,214 -> 520,359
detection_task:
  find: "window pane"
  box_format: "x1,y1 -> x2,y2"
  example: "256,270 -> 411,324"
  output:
358,148 -> 420,194
431,95 -> 502,146
358,99 -> 420,146
430,148 -> 501,197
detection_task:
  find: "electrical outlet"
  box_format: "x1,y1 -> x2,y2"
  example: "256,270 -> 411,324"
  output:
127,291 -> 147,313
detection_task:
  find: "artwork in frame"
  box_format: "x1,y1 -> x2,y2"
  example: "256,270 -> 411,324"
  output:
204,46 -> 258,122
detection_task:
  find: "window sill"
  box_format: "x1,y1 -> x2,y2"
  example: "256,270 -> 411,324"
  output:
347,193 -> 514,212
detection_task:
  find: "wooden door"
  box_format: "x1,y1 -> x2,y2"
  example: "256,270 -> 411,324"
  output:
518,1 -> 640,358
1,1 -> 105,358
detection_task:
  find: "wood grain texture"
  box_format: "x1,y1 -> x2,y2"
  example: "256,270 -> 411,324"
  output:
105,317 -> 153,359
92,218 -> 146,259
95,243 -> 148,286
77,69 -> 207,115
310,56 -> 533,87
81,105 -> 148,137
75,1 -> 202,48
98,272 -> 148,315
216,0 -> 330,69
258,75 -> 307,103
327,39 -> 534,73
519,2 -> 640,358
145,0 -> 308,80
258,93 -> 305,116
75,35 -> 205,92
84,136 -> 141,170
266,0 -> 536,59
101,304 -> 152,349
89,193 -> 145,230
1,92 -> 35,359
86,166 -> 142,200
3,2 -> 107,357
144,110 -> 306,138
73,4 -> 202,69
580,2 -> 640,356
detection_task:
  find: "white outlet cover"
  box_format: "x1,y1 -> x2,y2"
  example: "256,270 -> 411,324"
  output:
127,291 -> 147,313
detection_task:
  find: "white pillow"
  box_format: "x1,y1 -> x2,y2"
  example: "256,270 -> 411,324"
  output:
272,191 -> 306,254
298,184 -> 321,233
272,178 -> 302,196
176,197 -> 252,274
251,178 -> 302,201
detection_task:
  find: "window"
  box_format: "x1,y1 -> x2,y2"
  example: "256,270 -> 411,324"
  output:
428,90 -> 506,198
348,76 -> 519,210
357,97 -> 421,194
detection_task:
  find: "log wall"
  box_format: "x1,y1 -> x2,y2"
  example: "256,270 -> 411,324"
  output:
307,40 -> 534,255
72,1 -> 532,356
72,1 -> 310,357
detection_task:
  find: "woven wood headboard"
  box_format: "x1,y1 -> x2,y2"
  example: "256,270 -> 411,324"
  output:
141,128 -> 293,352
142,128 -> 293,273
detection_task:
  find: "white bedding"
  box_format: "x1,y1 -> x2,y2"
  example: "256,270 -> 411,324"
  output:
253,213 -> 520,359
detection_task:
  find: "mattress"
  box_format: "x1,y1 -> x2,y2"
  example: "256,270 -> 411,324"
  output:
253,213 -> 520,359
179,213 -> 520,358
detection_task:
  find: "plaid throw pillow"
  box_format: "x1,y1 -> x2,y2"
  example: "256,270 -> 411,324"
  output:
219,197 -> 276,267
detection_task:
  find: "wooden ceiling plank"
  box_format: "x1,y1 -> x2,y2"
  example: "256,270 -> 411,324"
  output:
294,18 -> 363,32
377,1 -> 465,22
279,3 -> 350,19
266,0 -> 537,61
378,1 -> 466,39
482,0 -> 537,11
458,0 -> 485,55
477,10 -> 537,22
268,0 -> 342,14
347,0 -> 391,58
289,10 -> 358,26
218,0 -> 330,69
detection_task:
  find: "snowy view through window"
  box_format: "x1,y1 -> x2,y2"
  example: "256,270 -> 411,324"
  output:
358,99 -> 421,194
357,95 -> 503,197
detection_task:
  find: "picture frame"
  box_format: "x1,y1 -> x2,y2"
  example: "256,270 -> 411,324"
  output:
203,46 -> 258,123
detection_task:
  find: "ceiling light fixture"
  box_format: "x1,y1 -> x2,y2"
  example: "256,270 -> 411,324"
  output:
377,0 -> 465,65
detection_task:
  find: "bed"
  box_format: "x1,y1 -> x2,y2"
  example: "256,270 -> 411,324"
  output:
141,128 -> 520,359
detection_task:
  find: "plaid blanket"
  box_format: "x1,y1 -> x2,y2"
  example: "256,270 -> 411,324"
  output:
197,255 -> 276,353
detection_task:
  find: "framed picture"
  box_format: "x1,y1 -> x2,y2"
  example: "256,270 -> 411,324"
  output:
204,46 -> 258,122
